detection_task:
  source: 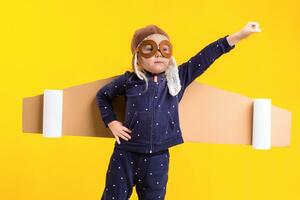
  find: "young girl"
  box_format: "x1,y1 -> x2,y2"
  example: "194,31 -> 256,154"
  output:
96,22 -> 261,200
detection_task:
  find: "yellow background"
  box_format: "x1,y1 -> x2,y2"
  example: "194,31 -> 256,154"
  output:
1,0 -> 299,199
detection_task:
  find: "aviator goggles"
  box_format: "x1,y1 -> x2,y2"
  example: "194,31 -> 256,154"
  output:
134,39 -> 173,58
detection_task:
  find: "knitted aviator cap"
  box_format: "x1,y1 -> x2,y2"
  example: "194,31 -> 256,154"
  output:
130,24 -> 181,96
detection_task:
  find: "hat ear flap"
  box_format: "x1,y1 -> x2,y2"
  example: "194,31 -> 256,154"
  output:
165,56 -> 181,96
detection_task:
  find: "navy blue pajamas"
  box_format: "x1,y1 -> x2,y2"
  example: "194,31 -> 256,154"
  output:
101,147 -> 170,200
97,35 -> 235,199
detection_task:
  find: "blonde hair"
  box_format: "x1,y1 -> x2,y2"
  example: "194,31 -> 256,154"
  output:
131,52 -> 149,93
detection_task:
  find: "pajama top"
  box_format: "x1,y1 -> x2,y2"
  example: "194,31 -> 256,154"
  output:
96,35 -> 235,154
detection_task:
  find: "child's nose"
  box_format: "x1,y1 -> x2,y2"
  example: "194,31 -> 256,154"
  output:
155,49 -> 163,57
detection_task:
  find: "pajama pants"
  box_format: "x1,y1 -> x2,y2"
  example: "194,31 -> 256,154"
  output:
101,146 -> 170,200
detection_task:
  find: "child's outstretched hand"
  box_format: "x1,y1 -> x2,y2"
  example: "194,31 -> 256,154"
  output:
108,120 -> 132,144
227,21 -> 261,46
239,21 -> 261,39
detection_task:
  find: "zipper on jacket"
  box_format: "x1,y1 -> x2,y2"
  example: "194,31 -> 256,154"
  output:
149,75 -> 158,153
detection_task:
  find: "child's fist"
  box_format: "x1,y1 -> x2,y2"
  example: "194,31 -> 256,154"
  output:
239,21 -> 261,39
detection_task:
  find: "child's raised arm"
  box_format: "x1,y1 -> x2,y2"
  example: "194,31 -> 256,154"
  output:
177,35 -> 235,93
177,21 -> 261,100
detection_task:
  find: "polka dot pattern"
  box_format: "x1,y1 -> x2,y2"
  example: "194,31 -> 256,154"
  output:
101,148 -> 170,200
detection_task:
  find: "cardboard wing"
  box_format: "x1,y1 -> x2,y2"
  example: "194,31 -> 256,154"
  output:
22,75 -> 292,147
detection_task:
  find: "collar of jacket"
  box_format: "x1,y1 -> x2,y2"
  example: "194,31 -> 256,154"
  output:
144,69 -> 166,80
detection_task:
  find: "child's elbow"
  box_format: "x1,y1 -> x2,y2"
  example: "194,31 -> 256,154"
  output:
96,89 -> 105,105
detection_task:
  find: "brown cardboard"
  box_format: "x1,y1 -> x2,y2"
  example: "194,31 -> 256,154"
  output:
22,75 -> 292,146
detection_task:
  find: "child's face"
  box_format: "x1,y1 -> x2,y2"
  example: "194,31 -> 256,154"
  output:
137,34 -> 171,74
